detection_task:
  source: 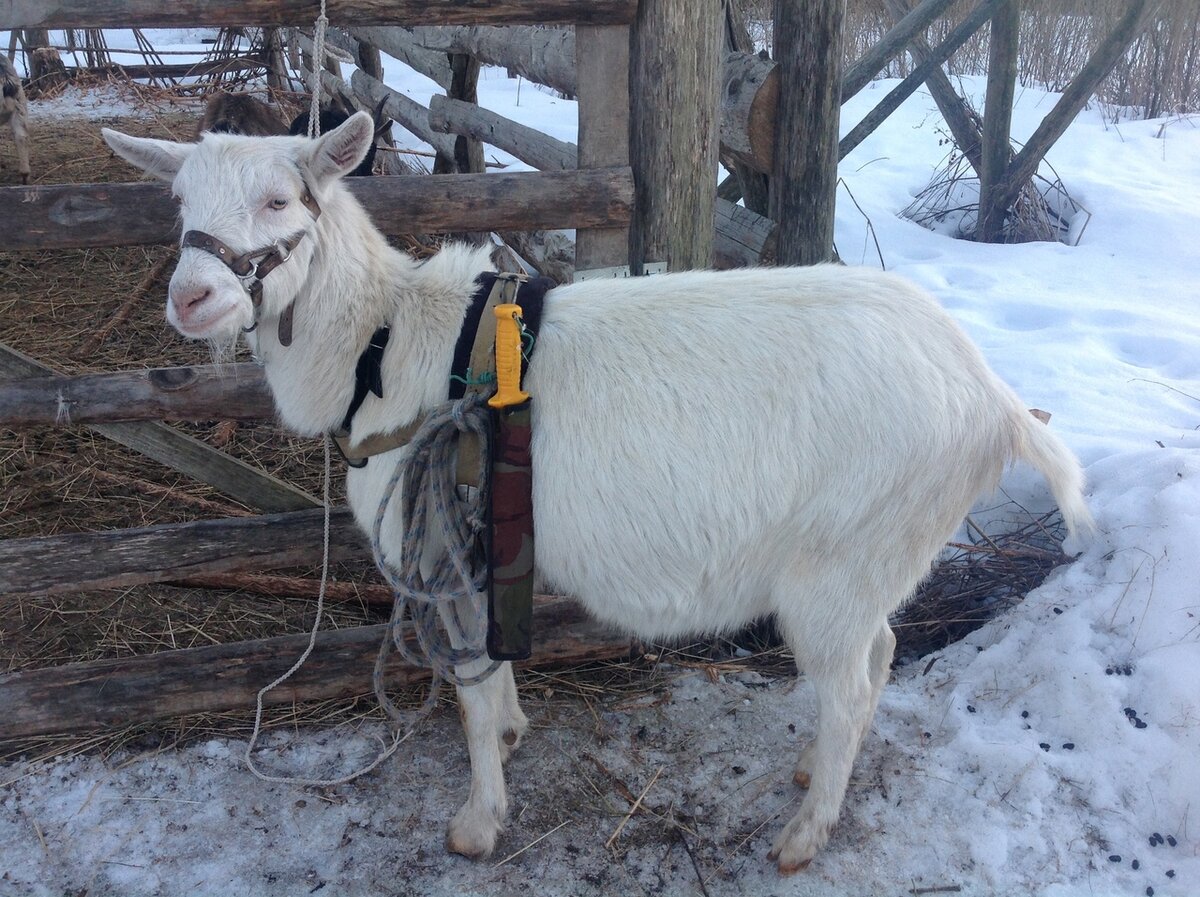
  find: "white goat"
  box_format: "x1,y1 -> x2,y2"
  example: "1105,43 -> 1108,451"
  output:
102,113 -> 1092,873
1,55 -> 31,184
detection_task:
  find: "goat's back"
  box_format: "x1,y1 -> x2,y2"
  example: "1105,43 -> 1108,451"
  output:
524,265 -> 1046,637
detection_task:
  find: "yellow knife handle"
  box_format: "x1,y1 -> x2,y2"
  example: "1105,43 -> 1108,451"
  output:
488,303 -> 531,409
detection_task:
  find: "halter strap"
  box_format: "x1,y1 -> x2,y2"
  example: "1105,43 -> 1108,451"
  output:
179,186 -> 322,346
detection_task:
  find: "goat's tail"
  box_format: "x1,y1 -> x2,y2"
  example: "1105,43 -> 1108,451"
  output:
1011,407 -> 1096,544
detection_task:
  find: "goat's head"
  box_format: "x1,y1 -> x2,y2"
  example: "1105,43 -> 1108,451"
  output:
101,112 -> 375,345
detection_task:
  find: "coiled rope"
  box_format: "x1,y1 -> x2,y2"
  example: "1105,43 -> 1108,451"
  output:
243,0 -> 497,785
245,397 -> 499,785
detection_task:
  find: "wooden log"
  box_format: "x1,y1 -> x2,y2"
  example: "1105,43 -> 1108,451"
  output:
408,25 -> 577,96
720,0 -> 770,217
977,0 -> 1020,242
0,508 -> 367,597
630,0 -> 721,273
67,55 -> 268,80
574,23 -> 631,274
3,0 -> 638,29
0,169 -> 634,250
0,597 -> 632,739
994,0 -> 1160,215
0,343 -> 319,514
428,95 -> 575,171
714,198 -> 777,269
719,50 -> 778,176
771,0 -> 846,266
0,363 -> 273,427
173,571 -> 392,606
346,26 -> 453,90
838,0 -> 1007,161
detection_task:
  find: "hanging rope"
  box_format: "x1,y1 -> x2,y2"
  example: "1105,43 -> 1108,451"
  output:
306,0 -> 328,139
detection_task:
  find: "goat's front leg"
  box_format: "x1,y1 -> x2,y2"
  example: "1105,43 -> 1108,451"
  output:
445,653 -> 513,859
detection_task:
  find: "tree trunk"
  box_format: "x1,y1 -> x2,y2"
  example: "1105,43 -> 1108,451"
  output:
770,0 -> 845,265
630,0 -> 722,273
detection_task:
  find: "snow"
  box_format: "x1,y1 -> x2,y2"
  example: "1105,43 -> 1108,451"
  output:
2,39 -> 1199,897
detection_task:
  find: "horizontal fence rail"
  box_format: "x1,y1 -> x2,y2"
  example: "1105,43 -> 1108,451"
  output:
0,508 -> 366,597
0,597 -> 630,739
0,364 -> 273,426
0,168 -> 634,251
1,0 -> 638,29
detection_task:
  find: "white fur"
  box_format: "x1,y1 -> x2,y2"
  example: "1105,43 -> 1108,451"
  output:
103,114 -> 1094,873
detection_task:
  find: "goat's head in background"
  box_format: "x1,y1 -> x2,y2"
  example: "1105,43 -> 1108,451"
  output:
101,113 -> 376,345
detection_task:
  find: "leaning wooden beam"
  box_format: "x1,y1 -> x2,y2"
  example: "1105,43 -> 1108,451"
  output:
349,68 -> 456,162
429,95 -> 575,171
840,0 -> 960,102
0,508 -> 365,598
5,0 -> 638,29
994,0 -> 1160,214
0,344 -> 318,514
883,0 -> 985,176
0,169 -> 635,250
838,0 -> 1007,160
0,363 -> 272,427
714,199 -> 777,269
0,597 -> 631,739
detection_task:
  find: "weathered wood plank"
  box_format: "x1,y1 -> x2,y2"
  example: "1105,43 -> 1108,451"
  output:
573,23 -> 631,274
0,597 -> 631,739
407,24 -> 577,95
714,198 -> 777,269
0,343 -> 319,513
2,0 -> 638,29
0,169 -> 634,250
0,363 -> 272,426
0,508 -> 366,597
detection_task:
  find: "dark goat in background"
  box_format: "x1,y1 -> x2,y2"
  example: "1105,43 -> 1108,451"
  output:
197,91 -> 391,177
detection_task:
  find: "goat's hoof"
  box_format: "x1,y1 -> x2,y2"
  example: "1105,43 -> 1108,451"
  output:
769,811 -> 831,873
445,811 -> 500,860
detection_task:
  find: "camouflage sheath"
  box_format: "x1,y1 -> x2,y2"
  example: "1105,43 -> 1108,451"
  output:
486,398 -> 535,660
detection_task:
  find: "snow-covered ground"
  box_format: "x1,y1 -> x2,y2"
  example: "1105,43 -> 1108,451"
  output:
2,32 -> 1199,897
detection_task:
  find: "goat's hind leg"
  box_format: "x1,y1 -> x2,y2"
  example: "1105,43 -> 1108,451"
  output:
771,600 -> 882,873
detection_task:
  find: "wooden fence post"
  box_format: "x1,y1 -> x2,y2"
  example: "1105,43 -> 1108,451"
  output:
770,0 -> 846,266
629,0 -> 722,273
977,0 -> 1020,242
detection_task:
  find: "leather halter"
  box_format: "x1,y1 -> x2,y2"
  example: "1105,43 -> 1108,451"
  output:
179,187 -> 322,347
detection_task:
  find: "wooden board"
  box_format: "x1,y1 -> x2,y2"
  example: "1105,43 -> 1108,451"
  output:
0,363 -> 273,426
0,597 -> 633,739
0,169 -> 635,251
0,508 -> 366,597
3,0 -> 638,29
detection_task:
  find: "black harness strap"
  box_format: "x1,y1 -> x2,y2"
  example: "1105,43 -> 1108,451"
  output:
333,272 -> 552,468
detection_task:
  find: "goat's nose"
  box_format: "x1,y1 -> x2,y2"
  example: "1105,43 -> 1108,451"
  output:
171,285 -> 212,314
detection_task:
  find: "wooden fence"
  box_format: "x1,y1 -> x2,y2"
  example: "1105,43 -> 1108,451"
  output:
0,0 -> 1161,739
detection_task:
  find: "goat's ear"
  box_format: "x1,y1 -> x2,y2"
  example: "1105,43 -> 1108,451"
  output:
303,111 -> 374,184
101,129 -> 193,182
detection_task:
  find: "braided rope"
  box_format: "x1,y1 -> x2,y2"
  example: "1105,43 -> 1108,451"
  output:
307,0 -> 328,138
371,395 -> 501,724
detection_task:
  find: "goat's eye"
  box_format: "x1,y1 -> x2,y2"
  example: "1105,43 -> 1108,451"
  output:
269,198 -> 289,210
